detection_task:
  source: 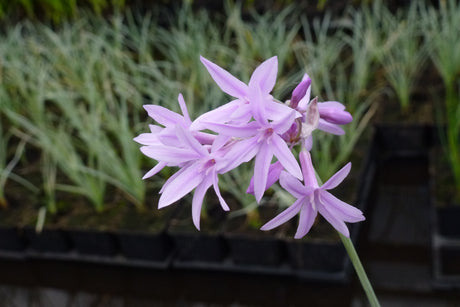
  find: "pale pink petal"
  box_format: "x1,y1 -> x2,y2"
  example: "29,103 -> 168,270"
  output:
248,56 -> 278,94
211,134 -> 231,153
290,78 -> 311,109
320,191 -> 365,223
202,121 -> 259,138
149,124 -> 162,133
143,105 -> 183,127
133,133 -> 160,145
272,110 -> 298,135
318,101 -> 346,110
192,175 -> 213,230
322,162 -> 351,190
190,99 -> 241,130
299,151 -> 319,188
157,131 -> 180,147
175,125 -> 208,156
218,138 -> 260,173
297,74 -> 312,111
318,102 -> 352,125
159,163 -> 204,208
177,93 -> 192,124
160,165 -> 189,193
266,100 -> 299,122
271,134 -> 302,180
142,161 -> 167,179
247,161 -> 283,194
212,172 -> 230,211
249,83 -> 267,124
260,198 -> 304,231
200,56 -> 248,98
192,131 -> 216,145
294,201 -> 317,239
316,193 -> 350,237
303,135 -> 313,151
318,119 -> 345,135
230,103 -> 253,122
279,171 -> 312,199
140,145 -> 200,164
254,142 -> 273,202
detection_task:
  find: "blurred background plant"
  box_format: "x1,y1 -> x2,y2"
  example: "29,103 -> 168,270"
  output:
0,0 -> 125,23
420,0 -> 460,200
0,0 -> 456,227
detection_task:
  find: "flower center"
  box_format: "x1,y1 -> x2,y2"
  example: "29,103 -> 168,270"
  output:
200,158 -> 216,175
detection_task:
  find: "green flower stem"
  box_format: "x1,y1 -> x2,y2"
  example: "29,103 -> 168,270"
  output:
339,232 -> 380,307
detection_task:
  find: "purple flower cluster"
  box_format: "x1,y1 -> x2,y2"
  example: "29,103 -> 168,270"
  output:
135,56 -> 364,238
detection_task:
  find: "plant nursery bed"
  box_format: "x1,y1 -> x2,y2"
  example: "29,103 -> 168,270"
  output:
430,144 -> 460,289
357,124 -> 438,294
362,124 -> 433,254
0,134 -> 375,284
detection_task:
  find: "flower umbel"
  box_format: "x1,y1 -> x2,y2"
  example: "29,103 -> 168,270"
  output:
135,56 -> 363,237
134,55 -> 378,307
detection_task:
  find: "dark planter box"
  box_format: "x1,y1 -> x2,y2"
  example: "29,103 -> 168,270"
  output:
432,206 -> 460,289
169,230 -> 227,263
167,202 -> 228,266
0,226 -> 26,253
286,239 -> 346,275
24,227 -> 71,253
68,229 -> 118,257
374,124 -> 433,155
118,230 -> 172,262
429,137 -> 460,289
225,233 -> 283,267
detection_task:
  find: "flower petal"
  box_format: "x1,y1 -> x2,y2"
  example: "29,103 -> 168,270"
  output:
297,74 -> 312,111
140,145 -> 200,164
290,78 -> 311,109
318,101 -> 346,110
175,125 -> 208,156
247,161 -> 284,194
192,175 -> 213,230
322,162 -> 351,190
294,201 -> 317,239
254,142 -> 273,202
271,134 -> 302,180
133,132 -> 161,145
318,119 -> 345,135
279,171 -> 312,199
303,135 -> 313,151
266,100 -> 299,122
143,105 -> 184,127
142,161 -> 167,179
249,83 -> 267,125
248,56 -> 278,94
212,172 -> 230,211
260,197 -> 304,231
316,193 -> 350,237
200,56 -> 248,98
320,191 -> 365,223
318,102 -> 352,125
272,109 -> 298,135
190,99 -> 241,131
203,121 -> 260,138
218,138 -> 260,173
178,93 -> 192,124
159,163 -> 204,208
299,150 -> 319,188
